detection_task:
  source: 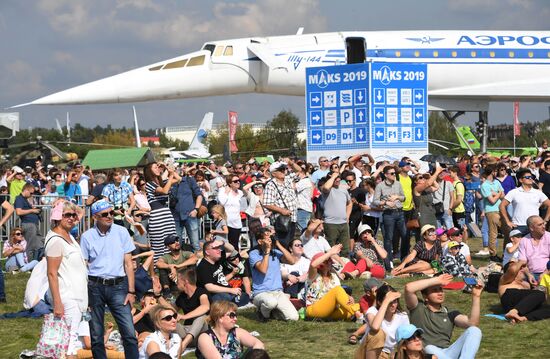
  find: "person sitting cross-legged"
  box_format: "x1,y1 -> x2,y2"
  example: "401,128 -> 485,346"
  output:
392,225 -> 441,277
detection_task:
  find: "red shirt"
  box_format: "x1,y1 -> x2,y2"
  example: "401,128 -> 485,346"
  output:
359,294 -> 376,313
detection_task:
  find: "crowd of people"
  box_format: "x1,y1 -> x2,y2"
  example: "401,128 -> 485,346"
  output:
0,150 -> 549,358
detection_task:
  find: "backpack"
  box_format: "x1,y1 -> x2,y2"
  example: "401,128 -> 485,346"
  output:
464,189 -> 476,214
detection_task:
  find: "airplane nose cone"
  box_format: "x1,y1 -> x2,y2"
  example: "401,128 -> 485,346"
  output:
30,76 -> 121,105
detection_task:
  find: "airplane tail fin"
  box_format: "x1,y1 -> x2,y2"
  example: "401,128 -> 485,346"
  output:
187,112 -> 213,156
457,126 -> 480,150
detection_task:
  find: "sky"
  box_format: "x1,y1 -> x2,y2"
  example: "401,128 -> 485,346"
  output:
1,0 -> 550,131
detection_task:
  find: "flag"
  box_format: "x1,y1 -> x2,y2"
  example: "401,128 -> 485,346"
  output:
228,111 -> 238,152
513,102 -> 520,136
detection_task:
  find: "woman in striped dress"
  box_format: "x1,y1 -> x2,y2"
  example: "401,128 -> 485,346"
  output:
144,163 -> 181,263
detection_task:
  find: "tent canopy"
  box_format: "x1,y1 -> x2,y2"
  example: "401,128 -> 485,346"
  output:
82,147 -> 155,170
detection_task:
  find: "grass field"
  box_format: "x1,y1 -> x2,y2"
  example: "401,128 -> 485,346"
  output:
1,237 -> 549,358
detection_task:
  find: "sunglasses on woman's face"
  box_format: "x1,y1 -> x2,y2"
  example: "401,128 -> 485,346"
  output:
226,312 -> 237,319
232,179 -> 240,183
14,232 -> 22,236
406,333 -> 423,342
161,313 -> 178,321
63,212 -> 78,219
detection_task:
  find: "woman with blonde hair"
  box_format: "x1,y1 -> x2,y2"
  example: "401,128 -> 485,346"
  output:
139,304 -> 181,359
196,301 -> 264,359
394,324 -> 435,359
3,227 -> 39,272
45,200 -> 88,358
209,204 -> 236,255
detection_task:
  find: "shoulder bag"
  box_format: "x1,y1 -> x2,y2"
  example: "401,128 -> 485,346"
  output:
271,180 -> 292,234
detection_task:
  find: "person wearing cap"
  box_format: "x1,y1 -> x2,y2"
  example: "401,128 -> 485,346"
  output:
343,223 -> 387,279
101,168 -> 135,227
404,273 -> 482,359
436,228 -> 449,247
321,170 -> 352,256
518,215 -> 550,282
347,277 -> 382,344
498,261 -> 550,323
500,168 -> 550,238
311,156 -> 331,185
373,165 -> 407,269
156,235 -> 197,298
441,241 -> 472,277
394,324 -> 434,359
80,200 -> 139,359
444,227 -> 472,265
392,225 -> 442,277
7,166 -> 27,204
348,152 -> 375,181
503,229 -> 523,266
263,161 -> 298,247
303,244 -> 361,321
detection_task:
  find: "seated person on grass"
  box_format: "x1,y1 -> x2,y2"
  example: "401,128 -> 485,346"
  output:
156,235 -> 197,298
405,273 -> 483,359
348,278 -> 384,345
498,261 -> 550,323
394,324 -> 436,359
392,225 -> 441,277
303,245 -> 362,321
342,223 -> 387,279
441,241 -> 473,277
443,227 -> 472,265
132,250 -> 155,301
76,321 -> 124,359
352,284 -> 409,358
223,252 -> 253,305
280,238 -> 310,298
131,290 -> 158,345
503,229 -> 522,266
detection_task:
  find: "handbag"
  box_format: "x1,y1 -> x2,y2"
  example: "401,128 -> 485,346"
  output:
36,314 -> 70,358
434,181 -> 446,216
270,180 -> 292,234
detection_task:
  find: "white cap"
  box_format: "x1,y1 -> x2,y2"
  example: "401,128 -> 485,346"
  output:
269,161 -> 287,173
11,166 -> 24,174
357,223 -> 373,236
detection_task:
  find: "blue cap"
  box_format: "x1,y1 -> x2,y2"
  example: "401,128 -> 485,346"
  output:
395,324 -> 424,342
91,200 -> 113,215
398,161 -> 410,168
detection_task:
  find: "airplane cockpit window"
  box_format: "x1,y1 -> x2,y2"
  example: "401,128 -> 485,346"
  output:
213,46 -> 225,56
164,59 -> 188,69
203,44 -> 216,54
224,46 -> 233,56
149,65 -> 163,71
187,55 -> 205,67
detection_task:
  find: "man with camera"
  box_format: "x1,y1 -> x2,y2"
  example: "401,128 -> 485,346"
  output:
14,183 -> 43,262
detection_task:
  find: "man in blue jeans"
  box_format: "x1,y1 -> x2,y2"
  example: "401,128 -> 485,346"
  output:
405,274 -> 483,359
171,172 -> 203,252
80,200 -> 138,359
0,268 -> 6,302
373,165 -> 407,269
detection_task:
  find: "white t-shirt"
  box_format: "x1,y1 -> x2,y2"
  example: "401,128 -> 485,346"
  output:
295,177 -> 313,212
503,242 -> 520,266
301,232 -> 331,259
139,331 -> 182,359
504,187 -> 548,226
364,307 -> 410,353
281,256 -> 311,276
44,231 -> 88,311
218,189 -> 244,229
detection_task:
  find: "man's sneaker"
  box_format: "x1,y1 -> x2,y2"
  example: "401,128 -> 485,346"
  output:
237,302 -> 256,311
475,249 -> 490,257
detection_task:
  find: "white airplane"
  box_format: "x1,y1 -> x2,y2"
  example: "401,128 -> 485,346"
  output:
163,112 -> 213,161
14,30 -> 550,112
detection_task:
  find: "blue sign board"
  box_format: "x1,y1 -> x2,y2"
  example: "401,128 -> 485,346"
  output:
306,62 -> 428,161
369,63 -> 428,153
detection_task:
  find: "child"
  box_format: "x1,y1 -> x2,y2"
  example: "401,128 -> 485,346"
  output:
441,241 -> 472,277
209,204 -> 237,255
503,229 -> 522,266
538,260 -> 550,297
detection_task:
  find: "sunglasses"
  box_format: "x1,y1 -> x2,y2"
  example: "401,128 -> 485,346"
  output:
293,243 -> 303,247
232,179 -> 240,183
387,172 -> 396,175
210,246 -> 223,251
99,210 -> 115,218
522,176 -> 534,180
14,232 -> 22,236
161,313 -> 178,321
320,159 -> 329,162
63,212 -> 78,219
406,333 -> 423,342
226,312 -> 237,319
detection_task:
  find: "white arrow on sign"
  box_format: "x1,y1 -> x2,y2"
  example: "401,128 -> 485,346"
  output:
415,92 -> 423,100
357,129 -> 364,140
376,130 -> 383,138
357,91 -> 364,102
358,111 -> 364,121
416,129 -> 422,139
415,111 -> 423,119
312,114 -> 320,122
312,96 -> 320,103
376,90 -> 382,101
313,133 -> 321,141
376,111 -> 383,119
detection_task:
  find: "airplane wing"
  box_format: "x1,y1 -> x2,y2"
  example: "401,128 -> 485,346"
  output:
430,78 -> 550,101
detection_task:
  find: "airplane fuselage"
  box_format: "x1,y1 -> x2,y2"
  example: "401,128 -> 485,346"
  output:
24,31 -> 550,111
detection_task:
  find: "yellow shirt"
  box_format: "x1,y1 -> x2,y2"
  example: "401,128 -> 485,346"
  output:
400,175 -> 413,211
453,180 -> 465,214
540,273 -> 550,296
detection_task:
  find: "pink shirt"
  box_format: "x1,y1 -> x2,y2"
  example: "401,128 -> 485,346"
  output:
519,232 -> 550,274
3,239 -> 28,261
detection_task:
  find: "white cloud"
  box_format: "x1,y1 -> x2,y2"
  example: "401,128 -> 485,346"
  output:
37,0 -> 98,36
2,60 -> 46,97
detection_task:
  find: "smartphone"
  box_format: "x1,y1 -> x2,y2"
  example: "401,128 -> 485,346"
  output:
463,277 -> 478,286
